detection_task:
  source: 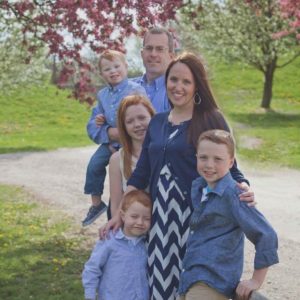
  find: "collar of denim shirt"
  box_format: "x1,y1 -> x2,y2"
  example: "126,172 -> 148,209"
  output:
194,172 -> 235,203
140,73 -> 165,90
108,78 -> 129,93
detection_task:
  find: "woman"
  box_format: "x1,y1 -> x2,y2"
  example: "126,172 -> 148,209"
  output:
106,52 -> 253,300
109,94 -> 155,216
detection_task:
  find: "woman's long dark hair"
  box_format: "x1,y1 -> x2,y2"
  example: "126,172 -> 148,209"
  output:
165,52 -> 228,148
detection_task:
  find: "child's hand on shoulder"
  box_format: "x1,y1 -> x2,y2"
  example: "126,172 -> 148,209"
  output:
235,278 -> 260,300
95,114 -> 105,126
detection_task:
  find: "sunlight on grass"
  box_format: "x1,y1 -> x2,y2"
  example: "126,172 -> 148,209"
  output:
0,185 -> 90,299
208,56 -> 300,169
0,84 -> 92,153
1,59 -> 299,169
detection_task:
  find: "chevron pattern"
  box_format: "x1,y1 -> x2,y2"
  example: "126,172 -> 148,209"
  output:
148,165 -> 192,300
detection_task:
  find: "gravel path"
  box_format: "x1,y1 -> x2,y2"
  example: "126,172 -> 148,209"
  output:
0,146 -> 299,299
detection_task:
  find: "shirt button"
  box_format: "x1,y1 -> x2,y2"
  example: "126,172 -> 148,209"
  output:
182,269 -> 185,272
184,191 -> 187,195
190,230 -> 194,235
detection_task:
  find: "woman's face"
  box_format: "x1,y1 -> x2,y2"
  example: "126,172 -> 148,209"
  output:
124,104 -> 152,142
167,62 -> 196,111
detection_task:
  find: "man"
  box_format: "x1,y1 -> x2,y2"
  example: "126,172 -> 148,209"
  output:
134,27 -> 175,112
107,27 -> 175,145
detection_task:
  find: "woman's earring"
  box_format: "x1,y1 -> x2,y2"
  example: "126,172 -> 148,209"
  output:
194,92 -> 202,105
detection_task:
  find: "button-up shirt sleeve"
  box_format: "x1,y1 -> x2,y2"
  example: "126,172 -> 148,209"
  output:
230,190 -> 279,269
82,240 -> 110,300
86,104 -> 109,144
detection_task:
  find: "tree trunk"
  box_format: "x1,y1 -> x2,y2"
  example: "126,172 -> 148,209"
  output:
261,58 -> 277,109
51,55 -> 58,84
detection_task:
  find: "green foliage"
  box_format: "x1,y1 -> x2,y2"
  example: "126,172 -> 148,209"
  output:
180,0 -> 300,108
181,0 -> 298,65
0,83 -> 92,153
0,185 -> 90,299
0,15 -> 49,92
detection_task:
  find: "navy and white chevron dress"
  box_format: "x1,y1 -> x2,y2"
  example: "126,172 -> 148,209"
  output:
148,129 -> 192,300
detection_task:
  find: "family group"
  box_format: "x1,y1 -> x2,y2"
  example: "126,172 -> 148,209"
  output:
80,27 -> 279,300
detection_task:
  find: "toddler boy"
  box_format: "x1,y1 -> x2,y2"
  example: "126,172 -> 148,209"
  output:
82,50 -> 146,226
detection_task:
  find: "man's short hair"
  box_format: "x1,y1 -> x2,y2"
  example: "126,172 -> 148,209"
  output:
143,27 -> 174,53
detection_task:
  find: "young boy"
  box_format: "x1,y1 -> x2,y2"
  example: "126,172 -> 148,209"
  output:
82,190 -> 152,300
178,129 -> 279,300
82,50 -> 147,226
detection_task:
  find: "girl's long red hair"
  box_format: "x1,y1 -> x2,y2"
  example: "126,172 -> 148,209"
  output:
117,94 -> 155,179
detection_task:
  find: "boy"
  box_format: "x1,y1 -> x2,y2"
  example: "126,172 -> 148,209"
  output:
82,190 -> 152,300
179,129 -> 278,300
82,50 -> 147,226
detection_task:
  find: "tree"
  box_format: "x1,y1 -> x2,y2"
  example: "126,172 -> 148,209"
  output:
278,0 -> 300,39
181,0 -> 300,109
0,11 -> 49,92
0,0 -> 184,103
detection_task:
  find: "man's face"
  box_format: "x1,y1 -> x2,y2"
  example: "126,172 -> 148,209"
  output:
141,33 -> 173,81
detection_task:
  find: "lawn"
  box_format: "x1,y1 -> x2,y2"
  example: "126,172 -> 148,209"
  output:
209,56 -> 300,169
0,57 -> 299,169
0,184 -> 90,299
0,84 -> 92,153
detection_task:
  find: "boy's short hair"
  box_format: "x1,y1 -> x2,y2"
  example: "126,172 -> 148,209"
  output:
98,50 -> 127,70
121,190 -> 152,212
197,129 -> 235,158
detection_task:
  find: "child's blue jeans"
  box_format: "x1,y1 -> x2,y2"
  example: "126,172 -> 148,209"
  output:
84,144 -> 112,196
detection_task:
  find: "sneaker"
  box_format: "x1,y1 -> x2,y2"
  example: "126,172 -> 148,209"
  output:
82,202 -> 107,227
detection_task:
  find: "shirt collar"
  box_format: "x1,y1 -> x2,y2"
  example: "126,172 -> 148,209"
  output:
140,73 -> 165,89
197,172 -> 234,197
108,78 -> 128,92
115,228 -> 145,245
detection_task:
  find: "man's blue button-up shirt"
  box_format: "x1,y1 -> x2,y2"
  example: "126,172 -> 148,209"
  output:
133,74 -> 170,113
87,79 -> 146,145
82,229 -> 149,300
179,173 -> 279,298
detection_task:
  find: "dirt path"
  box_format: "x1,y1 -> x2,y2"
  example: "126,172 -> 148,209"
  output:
0,146 -> 299,299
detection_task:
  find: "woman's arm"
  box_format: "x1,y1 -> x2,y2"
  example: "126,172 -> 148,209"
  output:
109,152 -> 123,217
99,184 -> 138,239
211,110 -> 255,204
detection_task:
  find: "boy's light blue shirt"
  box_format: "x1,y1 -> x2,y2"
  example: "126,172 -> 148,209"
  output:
133,73 -> 170,113
87,78 -> 147,145
82,229 -> 149,300
179,172 -> 279,298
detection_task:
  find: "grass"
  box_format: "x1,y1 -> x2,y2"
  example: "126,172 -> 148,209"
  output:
0,57 -> 299,168
208,56 -> 300,169
0,184 -> 90,299
0,84 -> 92,153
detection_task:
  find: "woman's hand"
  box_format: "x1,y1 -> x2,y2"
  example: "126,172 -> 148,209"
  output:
237,182 -> 256,207
99,214 -> 123,240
